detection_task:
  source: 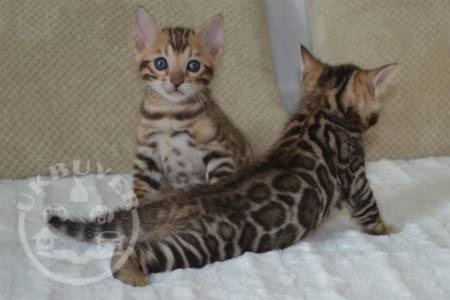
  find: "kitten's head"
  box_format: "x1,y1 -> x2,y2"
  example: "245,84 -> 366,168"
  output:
299,46 -> 396,130
134,7 -> 224,103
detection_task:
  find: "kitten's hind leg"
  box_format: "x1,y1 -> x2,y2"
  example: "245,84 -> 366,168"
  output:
345,175 -> 392,235
111,246 -> 149,287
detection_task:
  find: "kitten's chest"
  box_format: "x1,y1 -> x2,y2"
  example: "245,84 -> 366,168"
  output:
152,132 -> 207,190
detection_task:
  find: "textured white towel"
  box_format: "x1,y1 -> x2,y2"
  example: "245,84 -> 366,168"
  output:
2,157 -> 450,299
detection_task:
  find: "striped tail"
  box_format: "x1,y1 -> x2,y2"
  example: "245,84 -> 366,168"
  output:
47,208 -> 133,242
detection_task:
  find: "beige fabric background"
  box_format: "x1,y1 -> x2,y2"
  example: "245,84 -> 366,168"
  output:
306,0 -> 450,160
0,0 -> 288,178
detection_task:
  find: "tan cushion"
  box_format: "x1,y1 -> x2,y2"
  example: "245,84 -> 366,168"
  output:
0,0 -> 288,178
306,0 -> 450,160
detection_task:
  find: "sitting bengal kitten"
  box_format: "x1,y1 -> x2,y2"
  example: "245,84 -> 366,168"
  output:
48,46 -> 396,286
132,8 -> 252,205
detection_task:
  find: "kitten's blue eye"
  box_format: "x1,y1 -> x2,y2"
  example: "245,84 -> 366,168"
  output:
154,57 -> 168,71
187,60 -> 201,73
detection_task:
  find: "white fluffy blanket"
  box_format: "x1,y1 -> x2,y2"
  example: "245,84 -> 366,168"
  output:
2,157 -> 450,299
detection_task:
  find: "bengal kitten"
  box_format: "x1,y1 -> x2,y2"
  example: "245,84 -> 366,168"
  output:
132,8 -> 252,205
48,47 -> 396,286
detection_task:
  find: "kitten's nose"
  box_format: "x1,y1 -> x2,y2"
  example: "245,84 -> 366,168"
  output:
171,72 -> 184,90
171,79 -> 183,89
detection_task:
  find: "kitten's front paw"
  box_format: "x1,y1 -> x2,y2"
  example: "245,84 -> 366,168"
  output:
114,271 -> 150,287
365,223 -> 396,236
383,224 -> 397,235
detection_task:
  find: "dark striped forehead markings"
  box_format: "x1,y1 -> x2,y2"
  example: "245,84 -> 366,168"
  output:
162,27 -> 194,53
317,64 -> 358,89
316,64 -> 359,113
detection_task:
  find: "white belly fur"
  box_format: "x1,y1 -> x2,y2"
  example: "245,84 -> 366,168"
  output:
155,133 -> 206,190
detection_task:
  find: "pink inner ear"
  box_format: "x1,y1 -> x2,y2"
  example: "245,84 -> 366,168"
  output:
134,8 -> 156,52
300,46 -> 319,76
374,69 -> 390,87
201,16 -> 224,58
370,64 -> 397,96
134,32 -> 146,52
209,43 -> 220,58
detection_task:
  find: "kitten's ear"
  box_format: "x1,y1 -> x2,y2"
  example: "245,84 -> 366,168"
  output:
364,63 -> 398,97
134,7 -> 157,52
299,45 -> 324,80
198,14 -> 224,59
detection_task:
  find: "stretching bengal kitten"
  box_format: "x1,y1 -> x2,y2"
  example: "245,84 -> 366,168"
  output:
48,46 -> 396,286
132,8 -> 252,205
